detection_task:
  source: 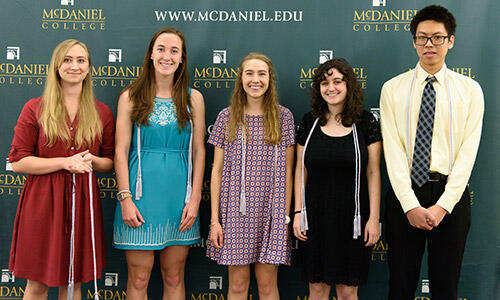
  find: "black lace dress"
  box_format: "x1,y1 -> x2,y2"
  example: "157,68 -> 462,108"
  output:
296,110 -> 382,286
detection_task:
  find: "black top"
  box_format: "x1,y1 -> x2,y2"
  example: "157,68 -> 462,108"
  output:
296,110 -> 381,286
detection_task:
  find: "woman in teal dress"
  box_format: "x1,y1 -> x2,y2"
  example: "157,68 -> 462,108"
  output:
112,27 -> 205,300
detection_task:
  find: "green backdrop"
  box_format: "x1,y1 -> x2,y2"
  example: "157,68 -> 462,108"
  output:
0,0 -> 498,299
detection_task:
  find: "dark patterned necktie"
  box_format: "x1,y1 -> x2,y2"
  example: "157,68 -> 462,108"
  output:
411,77 -> 436,187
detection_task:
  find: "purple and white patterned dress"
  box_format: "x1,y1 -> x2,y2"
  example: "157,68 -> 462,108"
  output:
207,106 -> 295,265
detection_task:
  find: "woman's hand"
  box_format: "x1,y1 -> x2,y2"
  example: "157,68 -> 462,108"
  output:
179,198 -> 200,232
64,150 -> 93,173
364,217 -> 381,247
209,222 -> 224,249
121,198 -> 145,228
82,152 -> 95,162
293,213 -> 307,241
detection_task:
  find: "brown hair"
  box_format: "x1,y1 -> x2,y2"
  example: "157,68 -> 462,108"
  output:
128,27 -> 190,130
311,58 -> 363,126
226,52 -> 281,145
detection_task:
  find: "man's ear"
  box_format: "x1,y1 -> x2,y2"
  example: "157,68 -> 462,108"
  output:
448,35 -> 455,49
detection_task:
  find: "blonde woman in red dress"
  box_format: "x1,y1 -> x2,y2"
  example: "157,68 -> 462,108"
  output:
8,39 -> 115,300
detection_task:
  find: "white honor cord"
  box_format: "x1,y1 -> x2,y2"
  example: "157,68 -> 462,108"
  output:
67,173 -> 76,300
300,118 -> 319,232
135,125 -> 142,200
300,118 -> 362,239
352,124 -> 362,239
185,93 -> 194,204
88,173 -> 99,300
239,125 -> 247,215
405,64 -> 454,176
405,67 -> 418,168
184,119 -> 193,204
137,118 -> 194,204
239,121 -> 279,216
67,173 -> 100,300
446,72 -> 454,172
272,144 -> 278,220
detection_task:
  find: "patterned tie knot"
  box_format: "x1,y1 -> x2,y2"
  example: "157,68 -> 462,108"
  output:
426,76 -> 435,84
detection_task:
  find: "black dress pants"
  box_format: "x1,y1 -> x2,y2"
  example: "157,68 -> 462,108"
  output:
385,179 -> 470,300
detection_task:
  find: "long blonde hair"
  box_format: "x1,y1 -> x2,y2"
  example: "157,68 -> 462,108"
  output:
129,27 -> 191,131
39,39 -> 102,148
227,52 -> 281,145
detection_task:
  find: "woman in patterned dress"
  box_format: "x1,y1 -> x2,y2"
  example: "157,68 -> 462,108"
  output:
293,58 -> 381,300
113,27 -> 205,299
207,52 -> 295,299
8,39 -> 115,300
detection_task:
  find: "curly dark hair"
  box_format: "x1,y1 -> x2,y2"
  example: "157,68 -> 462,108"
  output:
410,5 -> 456,37
311,58 -> 363,126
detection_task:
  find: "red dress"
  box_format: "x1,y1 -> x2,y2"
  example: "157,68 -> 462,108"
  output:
8,96 -> 115,287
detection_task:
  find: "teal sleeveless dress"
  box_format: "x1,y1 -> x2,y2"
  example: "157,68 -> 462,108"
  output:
113,96 -> 200,250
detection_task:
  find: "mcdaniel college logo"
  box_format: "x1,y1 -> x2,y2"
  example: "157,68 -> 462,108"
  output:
193,49 -> 237,89
353,0 -> 417,32
41,0 -> 106,31
0,47 -> 142,87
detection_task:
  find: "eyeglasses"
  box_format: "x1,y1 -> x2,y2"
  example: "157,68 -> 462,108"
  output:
413,35 -> 450,46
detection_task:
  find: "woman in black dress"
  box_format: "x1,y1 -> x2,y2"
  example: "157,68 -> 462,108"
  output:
293,58 -> 382,300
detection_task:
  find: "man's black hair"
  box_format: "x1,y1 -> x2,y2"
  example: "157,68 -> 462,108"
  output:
410,5 -> 456,37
